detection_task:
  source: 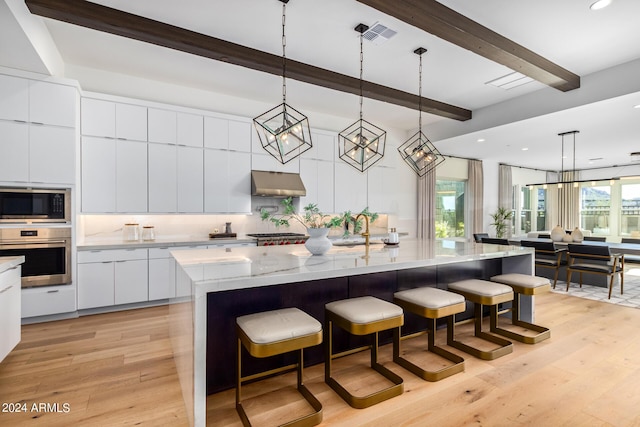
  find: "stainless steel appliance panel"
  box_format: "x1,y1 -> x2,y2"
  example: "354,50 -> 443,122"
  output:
0,188 -> 71,224
0,227 -> 72,287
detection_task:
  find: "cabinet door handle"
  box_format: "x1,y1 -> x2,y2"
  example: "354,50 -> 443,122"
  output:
47,289 -> 60,294
115,260 -> 127,263
0,285 -> 13,294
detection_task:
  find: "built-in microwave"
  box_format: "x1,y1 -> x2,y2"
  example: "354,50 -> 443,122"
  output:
0,188 -> 71,224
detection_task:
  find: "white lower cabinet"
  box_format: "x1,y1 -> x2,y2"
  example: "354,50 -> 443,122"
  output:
0,266 -> 21,362
21,284 -> 76,318
77,249 -> 148,309
148,247 -> 176,300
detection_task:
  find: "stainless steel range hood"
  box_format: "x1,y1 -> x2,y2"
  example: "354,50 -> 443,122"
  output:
251,170 -> 306,197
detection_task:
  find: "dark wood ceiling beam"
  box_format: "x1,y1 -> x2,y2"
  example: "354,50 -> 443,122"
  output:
25,0 -> 472,121
356,0 -> 580,92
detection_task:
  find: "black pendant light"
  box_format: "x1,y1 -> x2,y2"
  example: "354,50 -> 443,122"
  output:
253,0 -> 312,164
338,24 -> 386,173
398,48 -> 445,177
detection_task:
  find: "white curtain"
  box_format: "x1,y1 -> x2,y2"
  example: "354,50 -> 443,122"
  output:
498,164 -> 512,210
468,160 -> 484,237
417,169 -> 436,239
558,171 -> 581,229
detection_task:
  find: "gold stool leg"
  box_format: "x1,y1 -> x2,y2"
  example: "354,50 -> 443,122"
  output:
393,318 -> 464,381
325,315 -> 403,409
447,303 -> 513,360
237,340 -> 323,427
489,294 -> 550,344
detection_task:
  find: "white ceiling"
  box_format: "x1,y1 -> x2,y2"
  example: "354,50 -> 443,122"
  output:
5,0 -> 640,172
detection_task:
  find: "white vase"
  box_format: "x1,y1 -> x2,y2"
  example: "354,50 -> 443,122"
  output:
571,227 -> 584,242
305,227 -> 332,256
562,234 -> 573,243
550,225 -> 565,242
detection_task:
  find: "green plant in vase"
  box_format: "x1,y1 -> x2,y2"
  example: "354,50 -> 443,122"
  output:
490,207 -> 514,238
260,197 -> 343,230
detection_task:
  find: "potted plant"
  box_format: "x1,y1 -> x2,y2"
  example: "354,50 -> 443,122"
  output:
260,197 -> 343,255
260,198 -> 379,255
489,207 -> 513,239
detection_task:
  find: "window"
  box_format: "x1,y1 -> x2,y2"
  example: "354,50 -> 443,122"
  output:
621,183 -> 640,237
536,188 -> 547,231
520,186 -> 532,233
435,180 -> 465,238
580,184 -> 611,235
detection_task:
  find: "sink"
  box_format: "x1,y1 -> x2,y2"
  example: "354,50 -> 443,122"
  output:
332,240 -> 383,247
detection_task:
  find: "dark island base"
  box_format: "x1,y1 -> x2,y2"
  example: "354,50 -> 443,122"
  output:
206,256 -> 527,394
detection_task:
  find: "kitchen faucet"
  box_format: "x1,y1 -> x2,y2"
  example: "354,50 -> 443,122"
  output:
355,213 -> 370,247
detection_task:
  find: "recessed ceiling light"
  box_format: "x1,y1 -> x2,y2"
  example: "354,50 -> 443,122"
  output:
590,0 -> 612,10
477,138 -> 485,142
521,147 -> 529,151
634,104 -> 640,109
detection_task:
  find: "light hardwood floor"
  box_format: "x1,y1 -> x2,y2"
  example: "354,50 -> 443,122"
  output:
2,292 -> 640,426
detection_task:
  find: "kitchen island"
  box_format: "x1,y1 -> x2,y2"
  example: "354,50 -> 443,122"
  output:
170,239 -> 534,426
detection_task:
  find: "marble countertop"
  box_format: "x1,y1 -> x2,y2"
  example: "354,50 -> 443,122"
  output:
77,235 -> 256,250
172,239 -> 533,294
0,256 -> 25,274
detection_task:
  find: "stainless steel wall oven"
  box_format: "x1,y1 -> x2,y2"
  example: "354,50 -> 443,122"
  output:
0,227 -> 72,288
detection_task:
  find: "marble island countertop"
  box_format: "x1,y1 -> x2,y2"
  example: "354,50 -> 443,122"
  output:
172,239 -> 533,295
0,256 -> 25,274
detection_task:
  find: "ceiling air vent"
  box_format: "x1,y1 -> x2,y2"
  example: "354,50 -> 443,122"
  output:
486,71 -> 534,90
362,22 -> 397,45
631,152 -> 640,162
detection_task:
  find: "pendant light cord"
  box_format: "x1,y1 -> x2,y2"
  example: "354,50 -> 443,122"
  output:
359,32 -> 364,121
282,2 -> 287,105
418,52 -> 423,132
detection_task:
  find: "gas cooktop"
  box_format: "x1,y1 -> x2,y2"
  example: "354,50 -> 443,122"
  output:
246,233 -> 308,246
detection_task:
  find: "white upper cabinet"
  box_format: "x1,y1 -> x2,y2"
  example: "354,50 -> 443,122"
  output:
177,113 -> 204,147
29,80 -> 76,128
148,108 -> 177,144
334,162 -> 367,213
177,146 -> 204,212
81,98 -> 115,137
204,149 -> 251,213
228,120 -> 251,152
0,74 -> 28,122
148,143 -> 177,212
116,139 -> 148,212
116,103 -> 147,141
0,121 -> 29,183
204,116 -> 228,150
252,152 -> 299,173
204,117 -> 251,152
82,136 -> 116,212
82,98 -> 147,141
308,132 -> 335,161
29,125 -> 75,184
367,165 -> 396,213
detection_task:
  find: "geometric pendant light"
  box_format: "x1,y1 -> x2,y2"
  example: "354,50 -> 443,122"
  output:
398,48 -> 445,177
253,0 -> 312,164
338,24 -> 386,172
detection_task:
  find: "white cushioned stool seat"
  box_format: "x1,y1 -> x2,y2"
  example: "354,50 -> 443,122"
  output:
448,279 -> 513,305
237,307 -> 322,345
490,274 -> 551,295
394,287 -> 465,319
325,296 -> 403,325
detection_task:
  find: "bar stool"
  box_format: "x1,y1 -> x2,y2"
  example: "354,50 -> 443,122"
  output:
393,287 -> 465,381
447,279 -> 514,360
490,273 -> 551,344
325,296 -> 404,409
236,307 -> 323,427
